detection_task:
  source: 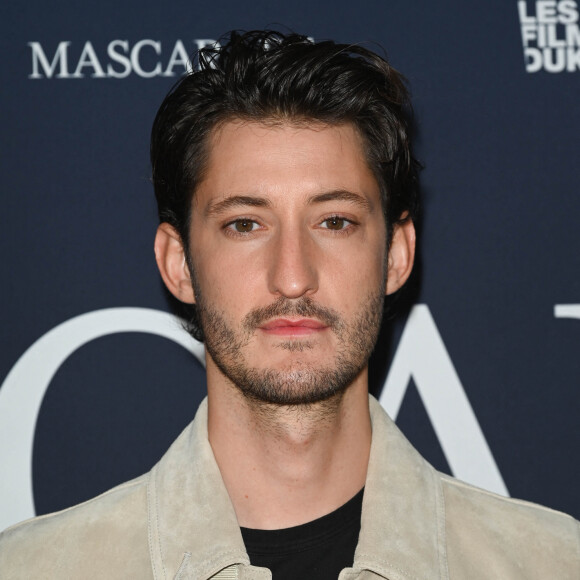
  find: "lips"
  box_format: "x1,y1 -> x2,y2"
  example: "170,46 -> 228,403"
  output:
259,318 -> 328,336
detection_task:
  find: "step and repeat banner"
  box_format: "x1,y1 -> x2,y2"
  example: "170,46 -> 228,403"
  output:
1,1 -> 579,529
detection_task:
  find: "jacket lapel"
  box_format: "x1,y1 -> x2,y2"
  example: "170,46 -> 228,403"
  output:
147,399 -> 251,580
145,396 -> 449,580
353,397 -> 449,580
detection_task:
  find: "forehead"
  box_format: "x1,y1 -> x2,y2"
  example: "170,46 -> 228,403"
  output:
193,119 -> 380,209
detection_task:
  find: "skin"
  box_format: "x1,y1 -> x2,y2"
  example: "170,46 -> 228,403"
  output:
155,120 -> 415,529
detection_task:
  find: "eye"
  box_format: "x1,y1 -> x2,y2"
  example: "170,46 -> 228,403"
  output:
225,218 -> 261,234
320,216 -> 352,230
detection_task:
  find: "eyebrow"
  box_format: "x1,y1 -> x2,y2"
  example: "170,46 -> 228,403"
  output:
205,195 -> 272,218
308,190 -> 372,211
204,189 -> 373,218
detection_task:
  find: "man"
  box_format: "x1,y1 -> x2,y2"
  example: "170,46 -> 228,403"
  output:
1,30 -> 578,579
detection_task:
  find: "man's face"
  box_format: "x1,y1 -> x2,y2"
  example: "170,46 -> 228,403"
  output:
188,120 -> 389,405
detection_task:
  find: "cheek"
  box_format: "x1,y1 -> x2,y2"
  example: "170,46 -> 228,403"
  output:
193,250 -> 265,316
323,228 -> 387,288
321,252 -> 386,320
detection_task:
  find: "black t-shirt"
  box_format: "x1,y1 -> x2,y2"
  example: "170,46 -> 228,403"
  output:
240,488 -> 364,580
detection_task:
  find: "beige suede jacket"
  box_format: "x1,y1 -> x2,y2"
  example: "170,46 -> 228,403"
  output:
1,396 -> 579,579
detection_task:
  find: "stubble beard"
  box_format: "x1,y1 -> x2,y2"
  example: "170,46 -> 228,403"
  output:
193,284 -> 385,407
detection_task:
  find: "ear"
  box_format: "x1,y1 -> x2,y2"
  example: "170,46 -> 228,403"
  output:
154,223 -> 196,304
386,218 -> 416,295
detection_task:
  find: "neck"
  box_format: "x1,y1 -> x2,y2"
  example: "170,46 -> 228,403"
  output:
206,359 -> 372,530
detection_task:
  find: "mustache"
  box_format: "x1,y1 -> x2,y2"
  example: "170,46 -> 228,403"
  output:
242,297 -> 341,331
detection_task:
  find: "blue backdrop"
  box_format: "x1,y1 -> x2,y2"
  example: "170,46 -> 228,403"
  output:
1,0 -> 579,530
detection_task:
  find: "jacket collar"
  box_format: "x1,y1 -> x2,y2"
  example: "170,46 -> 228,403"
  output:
147,396 -> 448,580
354,397 -> 449,579
147,398 -> 250,579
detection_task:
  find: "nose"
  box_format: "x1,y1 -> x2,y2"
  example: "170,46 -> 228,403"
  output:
267,226 -> 319,299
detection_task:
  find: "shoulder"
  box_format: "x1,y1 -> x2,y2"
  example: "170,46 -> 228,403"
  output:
439,473 -> 580,578
0,474 -> 152,580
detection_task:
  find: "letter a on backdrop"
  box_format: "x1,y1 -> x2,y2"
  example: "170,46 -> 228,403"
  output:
380,304 -> 508,496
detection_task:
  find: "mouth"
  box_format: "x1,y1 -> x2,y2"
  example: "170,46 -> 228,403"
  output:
259,318 -> 329,337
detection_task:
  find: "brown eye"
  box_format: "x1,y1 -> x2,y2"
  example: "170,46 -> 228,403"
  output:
323,217 -> 346,230
228,219 -> 258,234
235,220 -> 254,232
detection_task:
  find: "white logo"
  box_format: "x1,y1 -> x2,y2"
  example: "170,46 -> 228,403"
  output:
0,304 -> 511,531
380,305 -> 508,497
0,308 -> 204,530
28,39 -> 217,79
518,1 -> 580,72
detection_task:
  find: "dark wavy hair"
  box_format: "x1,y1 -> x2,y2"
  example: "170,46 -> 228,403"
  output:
151,30 -> 420,341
